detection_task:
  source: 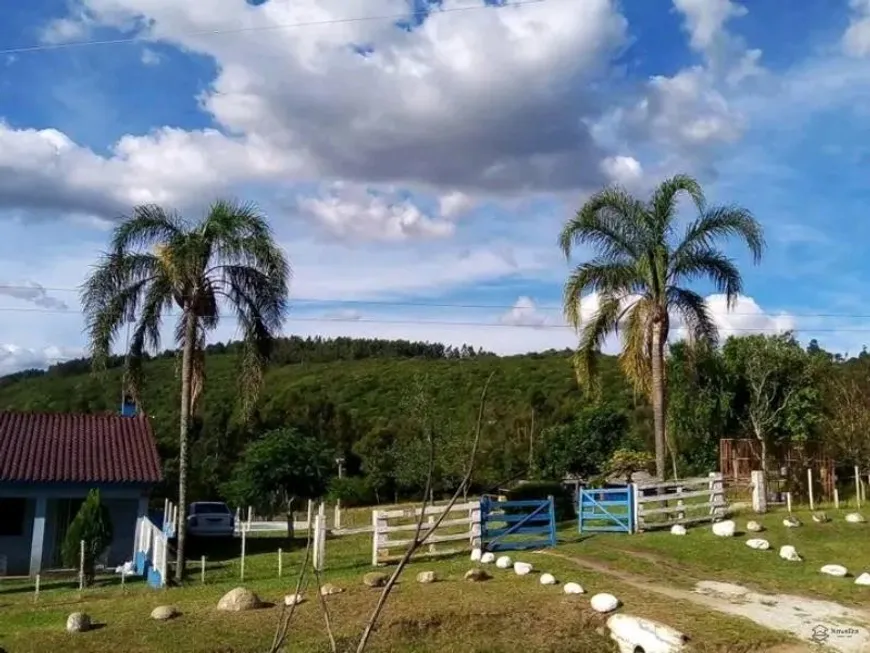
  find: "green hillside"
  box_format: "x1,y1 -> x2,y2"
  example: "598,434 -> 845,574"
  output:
0,338 -> 641,501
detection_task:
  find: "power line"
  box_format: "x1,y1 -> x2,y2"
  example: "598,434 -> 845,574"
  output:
3,283 -> 870,320
0,304 -> 869,334
0,0 -> 553,56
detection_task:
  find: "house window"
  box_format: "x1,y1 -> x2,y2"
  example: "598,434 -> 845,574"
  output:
0,498 -> 26,537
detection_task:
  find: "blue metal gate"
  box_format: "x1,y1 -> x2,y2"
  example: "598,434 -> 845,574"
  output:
480,495 -> 557,552
578,486 -> 635,534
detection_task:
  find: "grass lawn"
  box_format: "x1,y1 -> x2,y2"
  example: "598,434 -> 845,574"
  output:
0,522 -> 794,653
566,505 -> 870,606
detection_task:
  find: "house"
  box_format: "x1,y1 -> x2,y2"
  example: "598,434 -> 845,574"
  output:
0,403 -> 162,577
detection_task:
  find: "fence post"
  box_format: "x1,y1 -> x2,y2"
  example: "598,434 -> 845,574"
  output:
470,504 -> 481,548
78,539 -> 85,596
307,500 -> 314,531
240,527 -> 247,581
313,514 -> 322,571
277,548 -> 283,578
371,510 -> 382,567
201,556 -> 206,584
751,470 -> 768,513
334,503 -> 342,530
34,574 -> 40,604
808,468 -> 815,511
627,484 -> 636,534
426,515 -> 437,554
633,484 -> 642,532
547,495 -> 557,548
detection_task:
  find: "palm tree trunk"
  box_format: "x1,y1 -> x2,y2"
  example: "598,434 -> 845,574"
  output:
650,321 -> 667,481
175,309 -> 196,583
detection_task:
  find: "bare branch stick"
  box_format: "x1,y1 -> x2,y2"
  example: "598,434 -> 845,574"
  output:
355,371 -> 494,653
268,517 -> 315,653
312,565 -> 338,653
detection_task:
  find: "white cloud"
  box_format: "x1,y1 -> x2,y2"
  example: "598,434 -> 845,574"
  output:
844,0 -> 870,57
0,344 -> 83,375
0,281 -> 69,311
500,296 -> 550,328
140,48 -> 162,65
600,155 -> 644,186
297,184 -> 456,242
40,16 -> 92,45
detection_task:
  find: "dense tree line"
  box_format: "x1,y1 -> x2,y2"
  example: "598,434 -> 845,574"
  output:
2,332 -> 869,505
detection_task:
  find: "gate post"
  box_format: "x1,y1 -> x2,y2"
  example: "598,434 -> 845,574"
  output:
547,495 -> 557,547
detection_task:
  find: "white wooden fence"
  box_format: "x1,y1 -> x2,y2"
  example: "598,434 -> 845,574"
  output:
370,501 -> 480,566
135,517 -> 169,587
634,472 -> 727,531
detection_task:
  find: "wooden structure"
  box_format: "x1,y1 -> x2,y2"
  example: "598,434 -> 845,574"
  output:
371,501 -> 480,566
480,496 -> 557,552
578,487 -> 635,534
634,473 -> 727,531
719,439 -> 835,499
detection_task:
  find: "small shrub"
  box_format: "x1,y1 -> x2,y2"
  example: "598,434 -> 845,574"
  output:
61,489 -> 113,586
503,480 -> 575,522
326,476 -> 376,507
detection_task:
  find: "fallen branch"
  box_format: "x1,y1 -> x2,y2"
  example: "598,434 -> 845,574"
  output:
355,371 -> 494,653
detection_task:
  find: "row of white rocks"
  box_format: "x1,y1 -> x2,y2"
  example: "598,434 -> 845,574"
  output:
470,547 -> 620,613
675,517 -> 870,585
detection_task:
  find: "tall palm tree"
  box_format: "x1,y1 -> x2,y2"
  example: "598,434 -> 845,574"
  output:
559,175 -> 764,480
81,199 -> 290,582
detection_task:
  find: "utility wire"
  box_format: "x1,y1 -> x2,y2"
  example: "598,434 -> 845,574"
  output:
2,304 -> 870,334
2,283 -> 870,319
0,0 -> 553,56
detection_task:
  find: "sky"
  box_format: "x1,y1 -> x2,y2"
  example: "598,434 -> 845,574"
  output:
2,0 -> 870,374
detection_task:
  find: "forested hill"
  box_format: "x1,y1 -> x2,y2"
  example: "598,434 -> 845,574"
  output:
0,336 -> 635,500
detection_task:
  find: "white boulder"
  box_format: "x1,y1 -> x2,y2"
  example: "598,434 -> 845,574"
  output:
495,555 -> 512,569
846,512 -> 867,523
284,594 -> 305,606
820,564 -> 848,577
66,612 -> 91,633
590,592 -> 620,614
783,516 -> 802,528
217,587 -> 262,612
712,520 -> 735,537
746,521 -> 764,533
480,552 -> 496,564
513,562 -> 533,576
812,512 -> 830,523
150,605 -> 178,621
540,573 -> 557,585
854,573 -> 870,586
606,613 -> 688,653
563,582 -> 585,595
470,548 -> 482,562
746,538 -> 770,551
779,545 -> 802,562
670,524 -> 686,536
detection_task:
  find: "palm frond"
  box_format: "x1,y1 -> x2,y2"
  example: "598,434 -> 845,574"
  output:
649,175 -> 705,234
110,205 -> 187,254
673,205 -> 765,264
125,277 -> 174,403
669,248 -> 743,307
667,286 -> 719,347
573,295 -> 623,393
558,186 -> 646,262
619,298 -> 653,396
562,259 -> 642,328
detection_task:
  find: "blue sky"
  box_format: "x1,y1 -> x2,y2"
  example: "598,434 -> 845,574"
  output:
1,0 -> 870,373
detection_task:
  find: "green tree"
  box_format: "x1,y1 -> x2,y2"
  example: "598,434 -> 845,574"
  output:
723,333 -> 821,477
667,340 -> 735,474
353,425 -> 397,503
535,404 -> 628,480
80,200 -> 290,581
605,448 -> 655,484
223,428 -> 333,536
559,174 -> 765,479
62,489 -> 113,586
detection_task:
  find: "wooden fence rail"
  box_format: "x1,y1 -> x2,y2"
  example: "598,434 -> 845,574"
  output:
371,501 -> 480,566
634,472 -> 727,531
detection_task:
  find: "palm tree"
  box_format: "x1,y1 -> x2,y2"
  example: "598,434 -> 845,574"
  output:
559,175 -> 764,480
81,199 -> 290,582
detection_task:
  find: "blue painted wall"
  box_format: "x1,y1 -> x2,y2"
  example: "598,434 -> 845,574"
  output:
0,483 -> 151,576
0,497 -> 34,574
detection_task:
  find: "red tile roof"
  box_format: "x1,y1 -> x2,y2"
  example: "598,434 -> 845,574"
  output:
0,412 -> 162,484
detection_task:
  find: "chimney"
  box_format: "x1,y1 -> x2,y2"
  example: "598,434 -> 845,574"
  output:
121,394 -> 138,417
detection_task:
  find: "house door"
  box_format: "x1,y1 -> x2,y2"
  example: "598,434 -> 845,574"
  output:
51,498 -> 84,568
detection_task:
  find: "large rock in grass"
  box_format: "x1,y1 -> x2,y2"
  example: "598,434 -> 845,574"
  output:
711,520 -> 735,537
779,545 -> 802,562
217,587 -> 262,612
465,568 -> 491,582
820,564 -> 848,577
495,555 -> 512,569
363,572 -> 389,588
846,513 -> 867,524
606,614 -> 687,653
563,582 -> 585,595
150,605 -> 179,621
746,538 -> 770,551
670,524 -> 686,536
320,583 -> 344,596
540,573 -> 557,585
513,562 -> 533,576
66,612 -> 91,633
855,573 -> 870,586
416,571 -> 437,584
746,521 -> 764,533
590,593 -> 620,614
